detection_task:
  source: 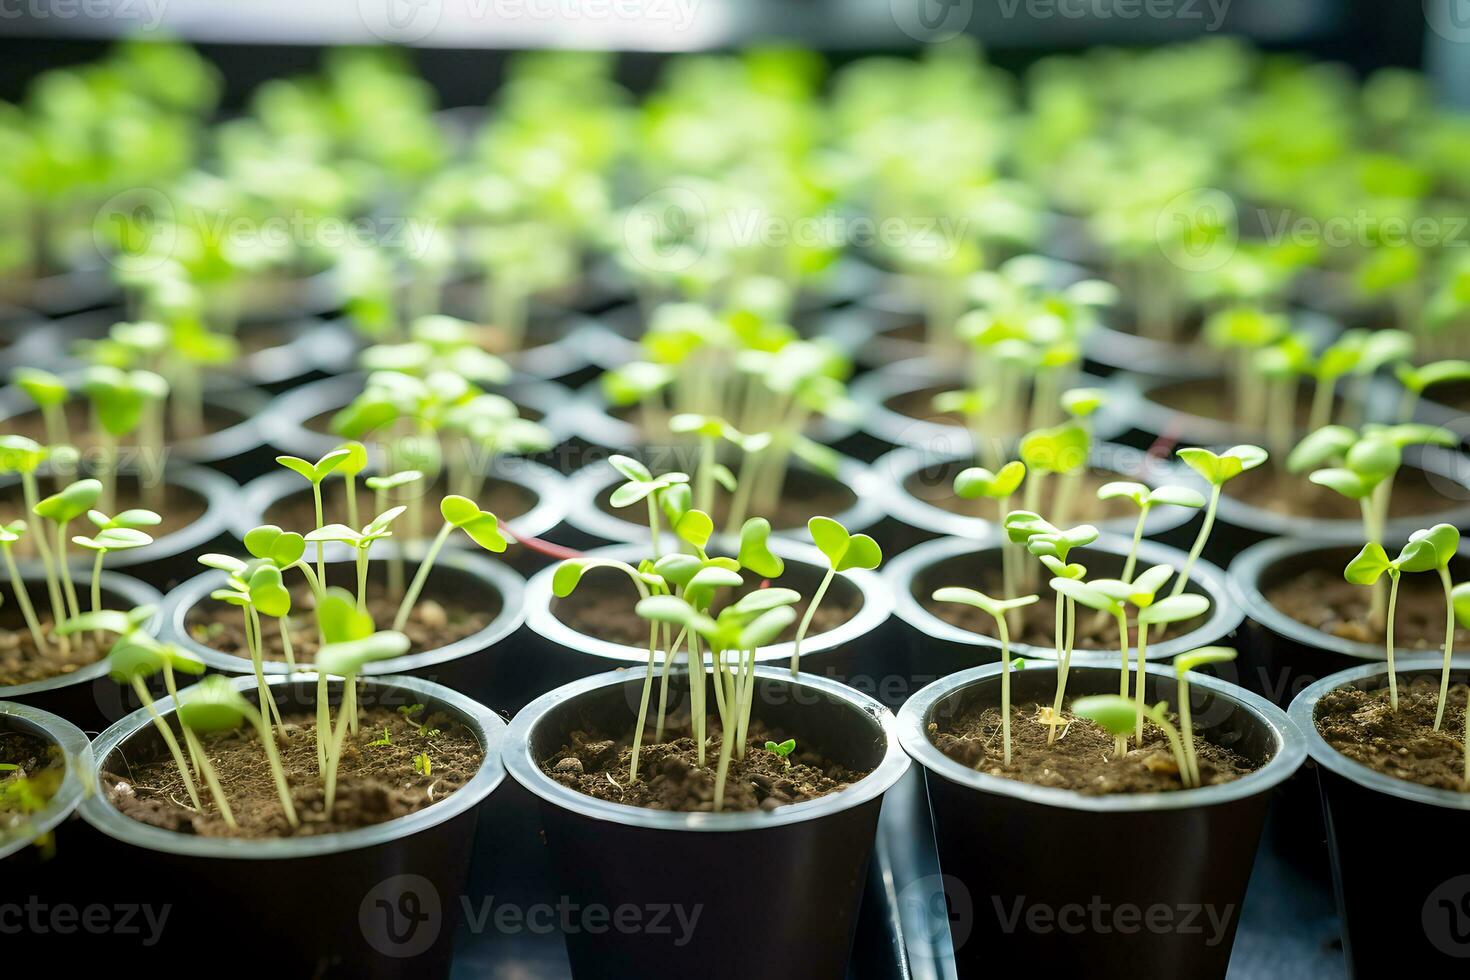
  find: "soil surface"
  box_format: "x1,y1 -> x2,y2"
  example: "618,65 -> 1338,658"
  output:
264,476 -> 536,536
903,465 -> 1144,524
883,385 -> 968,427
1145,376 -> 1328,431
1,730 -> 64,832
1266,567 -> 1470,648
187,580 -> 498,664
930,697 -> 1256,793
593,467 -> 857,534
543,721 -> 868,812
553,565 -> 861,647
104,704 -> 482,837
1314,680 -> 1469,791
1223,465 -> 1459,521
918,564 -> 1205,649
0,480 -> 205,558
0,621 -> 110,688
4,399 -> 248,449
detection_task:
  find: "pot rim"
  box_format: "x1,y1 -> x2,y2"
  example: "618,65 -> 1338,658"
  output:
850,358 -> 1129,454
1225,534 -> 1470,662
1203,445 -> 1470,541
872,442 -> 1196,541
4,463 -> 238,572
0,700 -> 94,860
161,548 -> 526,677
898,661 -> 1305,812
1085,306 -> 1340,376
0,571 -> 163,700
1288,656 -> 1470,811
260,372 -> 578,463
523,538 -> 893,665
79,672 -> 507,859
231,457 -> 568,551
503,664 -> 911,832
561,455 -> 886,546
885,532 -> 1242,661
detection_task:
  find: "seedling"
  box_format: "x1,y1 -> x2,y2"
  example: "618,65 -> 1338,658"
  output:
1403,525 -> 1461,731
795,517 -> 881,676
1095,481 -> 1205,584
1173,647 -> 1238,787
99,631 -> 207,814
413,753 -> 432,777
276,449 -> 352,589
607,454 -> 689,559
73,508 -> 158,631
954,461 -> 1026,603
931,587 -> 1039,763
1344,535 -> 1442,709
0,522 -> 46,654
1174,445 -> 1267,595
33,479 -> 102,633
306,506 -> 406,615
1396,360 -> 1470,423
392,496 -> 506,631
315,624 -> 412,812
764,738 -> 796,768
176,675 -> 297,828
1074,695 -> 1192,784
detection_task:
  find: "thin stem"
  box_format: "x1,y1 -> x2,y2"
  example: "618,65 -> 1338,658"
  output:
22,473 -> 67,653
345,475 -> 359,530
355,548 -> 369,616
1172,484 -> 1220,598
1115,609 -> 1130,757
3,545 -> 48,654
790,568 -> 832,677
1121,506 -> 1149,585
655,624 -> 686,742
647,495 -> 661,561
1434,568 -> 1455,731
997,615 -> 1012,765
278,616 -> 297,672
89,549 -> 104,646
1048,590 -> 1069,744
250,709 -> 298,827
55,522 -> 79,621
181,724 -> 235,828
1134,625 -> 1149,743
393,521 -> 453,631
630,621 -> 657,783
1178,673 -> 1201,788
1386,572 -> 1400,711
131,676 -> 201,811
312,483 -> 327,596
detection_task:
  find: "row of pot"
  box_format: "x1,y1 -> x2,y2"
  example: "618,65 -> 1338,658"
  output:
9,644 -> 1460,977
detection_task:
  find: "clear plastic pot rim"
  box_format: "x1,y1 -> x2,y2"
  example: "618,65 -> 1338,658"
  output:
561,455 -> 885,547
80,672 -> 507,860
523,538 -> 892,666
1288,656 -> 1470,811
503,665 -> 910,833
885,531 -> 1242,662
161,548 -> 526,677
231,457 -> 568,555
871,442 -> 1196,542
0,700 -> 94,861
898,660 -> 1305,813
0,571 -> 163,700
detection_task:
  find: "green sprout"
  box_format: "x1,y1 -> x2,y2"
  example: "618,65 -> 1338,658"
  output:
99,631 -> 207,814
607,454 -> 689,560
73,508 -> 157,635
1396,360 -> 1470,423
276,448 -> 352,590
306,506 -> 405,615
413,752 -> 432,777
335,441 -> 369,530
0,522 -> 47,654
764,738 -> 796,768
795,517 -> 881,676
1452,585 -> 1470,786
954,461 -> 1026,604
1095,481 -> 1205,584
392,496 -> 506,632
931,587 -> 1039,764
1173,647 -> 1238,788
33,478 -> 102,635
1174,445 -> 1267,595
13,368 -> 71,447
1073,695 -> 1192,785
315,625 -> 412,813
1403,525 -> 1461,732
1344,535 -> 1442,710
177,675 -> 296,829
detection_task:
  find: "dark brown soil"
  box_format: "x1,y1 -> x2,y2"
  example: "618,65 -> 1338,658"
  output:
1315,680 -> 1469,791
4,399 -> 248,449
1266,567 -> 1470,647
884,385 -> 967,427
0,619 -> 110,688
186,580 -> 497,664
1146,377 -> 1328,430
542,721 -> 867,812
930,697 -> 1256,793
903,465 -> 1144,523
552,563 -> 862,647
263,476 -> 536,536
593,467 -> 857,534
1224,464 -> 1460,521
918,564 -> 1205,649
0,480 -> 205,558
104,704 -> 483,837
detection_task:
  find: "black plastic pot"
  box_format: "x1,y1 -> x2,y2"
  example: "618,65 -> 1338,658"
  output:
0,307 -> 63,374
850,358 -> 1129,462
1190,446 -> 1470,567
1083,307 -> 1339,380
436,282 -> 612,385
0,264 -> 118,317
898,661 -> 1304,978
886,532 -> 1242,687
75,673 -> 506,976
0,373 -> 272,481
234,457 -> 569,573
0,572 -> 162,732
871,442 -> 1200,557
163,549 -> 527,716
521,539 -> 899,707
1290,660 -> 1470,974
1,700 -> 93,863
262,372 -> 579,472
555,454 -> 886,552
502,666 -> 911,979
2,462 -> 236,590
